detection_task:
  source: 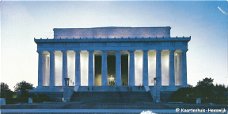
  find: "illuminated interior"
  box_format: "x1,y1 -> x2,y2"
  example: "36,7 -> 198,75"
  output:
67,51 -> 75,86
94,53 -> 128,86
47,50 -> 182,87
148,50 -> 156,86
134,50 -> 143,86
80,51 -> 88,86
42,51 -> 50,86
107,55 -> 116,86
175,50 -> 182,85
161,50 -> 169,86
54,51 -> 62,86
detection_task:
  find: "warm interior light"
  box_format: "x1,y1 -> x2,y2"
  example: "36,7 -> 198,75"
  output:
135,51 -> 143,86
148,51 -> 156,86
161,51 -> 169,86
108,75 -> 115,86
108,75 -> 115,81
80,51 -> 88,86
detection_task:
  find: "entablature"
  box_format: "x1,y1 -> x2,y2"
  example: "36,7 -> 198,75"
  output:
35,37 -> 190,52
34,37 -> 191,43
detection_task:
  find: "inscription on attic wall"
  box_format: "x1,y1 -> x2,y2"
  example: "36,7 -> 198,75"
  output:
54,27 -> 171,39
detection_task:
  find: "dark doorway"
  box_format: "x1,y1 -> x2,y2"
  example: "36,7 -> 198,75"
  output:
107,55 -> 116,86
95,55 -> 101,86
121,55 -> 128,86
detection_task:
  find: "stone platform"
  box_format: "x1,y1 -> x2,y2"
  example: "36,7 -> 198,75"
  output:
1,109 -> 176,114
1,102 -> 227,114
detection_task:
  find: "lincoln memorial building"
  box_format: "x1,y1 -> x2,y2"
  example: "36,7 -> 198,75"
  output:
33,27 -> 191,102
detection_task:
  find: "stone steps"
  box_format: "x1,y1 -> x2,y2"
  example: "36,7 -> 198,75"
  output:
70,91 -> 153,104
77,86 -> 146,92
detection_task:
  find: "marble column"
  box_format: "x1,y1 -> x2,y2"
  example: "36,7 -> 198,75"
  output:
102,51 -> 108,86
143,50 -> 149,86
129,50 -> 135,86
156,50 -> 162,86
88,50 -> 94,86
181,49 -> 188,86
115,51 -> 121,86
169,50 -> 175,86
62,50 -> 68,86
50,51 -> 55,87
155,50 -> 162,102
43,54 -> 50,86
38,51 -> 43,87
75,51 -> 81,86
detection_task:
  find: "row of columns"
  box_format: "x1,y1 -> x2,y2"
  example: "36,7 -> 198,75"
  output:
38,49 -> 187,87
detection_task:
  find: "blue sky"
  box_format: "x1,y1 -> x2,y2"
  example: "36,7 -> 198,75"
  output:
1,1 -> 228,89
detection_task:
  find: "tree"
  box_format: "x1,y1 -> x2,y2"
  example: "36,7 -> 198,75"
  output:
195,77 -> 214,103
213,84 -> 228,104
170,77 -> 228,104
14,81 -> 34,103
170,87 -> 195,103
14,81 -> 33,92
0,82 -> 14,103
196,77 -> 214,88
0,82 -> 13,98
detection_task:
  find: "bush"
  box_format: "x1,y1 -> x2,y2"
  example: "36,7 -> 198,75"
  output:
31,93 -> 51,103
0,82 -> 15,104
170,87 -> 195,103
170,77 -> 228,104
14,81 -> 34,103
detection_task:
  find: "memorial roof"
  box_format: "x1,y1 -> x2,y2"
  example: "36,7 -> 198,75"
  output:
53,27 -> 171,39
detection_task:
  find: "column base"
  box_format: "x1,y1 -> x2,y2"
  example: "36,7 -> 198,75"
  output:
144,86 -> 150,92
74,86 -> 80,92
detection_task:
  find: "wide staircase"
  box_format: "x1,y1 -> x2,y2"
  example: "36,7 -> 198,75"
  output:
71,91 -> 152,103
70,91 -> 153,108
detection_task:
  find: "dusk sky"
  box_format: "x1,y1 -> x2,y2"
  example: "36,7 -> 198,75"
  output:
1,1 -> 228,89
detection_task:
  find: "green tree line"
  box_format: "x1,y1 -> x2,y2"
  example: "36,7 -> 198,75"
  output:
0,81 -> 50,104
1,78 -> 227,104
170,77 -> 228,104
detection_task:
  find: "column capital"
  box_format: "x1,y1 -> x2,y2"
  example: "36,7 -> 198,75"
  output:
115,50 -> 121,53
182,49 -> 188,53
143,50 -> 149,53
61,50 -> 68,54
169,50 -> 175,55
88,50 -> 94,53
115,51 -> 121,56
156,49 -> 162,53
129,50 -> 135,54
169,49 -> 175,52
74,50 -> 81,53
143,49 -> 148,51
37,50 -> 43,54
49,50 -> 55,54
102,50 -> 107,54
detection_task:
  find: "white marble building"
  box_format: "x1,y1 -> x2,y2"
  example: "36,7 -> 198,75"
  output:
34,27 -> 190,102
